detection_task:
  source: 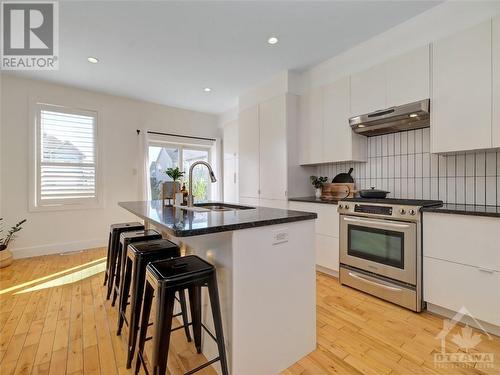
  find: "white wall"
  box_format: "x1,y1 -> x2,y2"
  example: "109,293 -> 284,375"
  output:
299,1 -> 500,92
1,74 -> 219,258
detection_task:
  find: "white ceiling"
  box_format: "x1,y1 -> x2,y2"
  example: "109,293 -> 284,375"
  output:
16,1 -> 441,114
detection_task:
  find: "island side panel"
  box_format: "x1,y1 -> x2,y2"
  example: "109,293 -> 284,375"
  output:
231,220 -> 316,375
165,231 -> 234,375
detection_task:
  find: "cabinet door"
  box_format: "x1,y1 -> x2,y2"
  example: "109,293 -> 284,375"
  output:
223,157 -> 238,203
493,16 -> 500,147
238,106 -> 260,198
223,120 -> 238,160
432,21 -> 492,153
386,46 -> 430,107
259,95 -> 287,200
298,89 -> 323,165
323,77 -> 352,163
350,64 -> 386,116
316,234 -> 339,272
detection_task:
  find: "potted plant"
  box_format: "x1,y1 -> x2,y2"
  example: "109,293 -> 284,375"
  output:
165,167 -> 185,197
310,176 -> 328,198
0,218 -> 27,268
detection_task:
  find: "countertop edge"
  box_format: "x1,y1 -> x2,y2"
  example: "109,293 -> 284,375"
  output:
288,197 -> 339,205
421,206 -> 500,218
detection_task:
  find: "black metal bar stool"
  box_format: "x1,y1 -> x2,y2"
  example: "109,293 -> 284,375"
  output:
111,229 -> 162,306
135,255 -> 229,375
119,239 -> 192,369
104,222 -> 144,296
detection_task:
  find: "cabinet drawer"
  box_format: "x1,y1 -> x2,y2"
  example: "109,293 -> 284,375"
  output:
423,213 -> 500,271
316,234 -> 339,272
289,202 -> 339,237
424,257 -> 500,326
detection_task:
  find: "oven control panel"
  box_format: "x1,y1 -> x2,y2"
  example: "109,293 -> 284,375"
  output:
338,202 -> 420,221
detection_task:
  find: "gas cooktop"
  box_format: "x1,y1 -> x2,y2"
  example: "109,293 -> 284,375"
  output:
341,198 -> 443,208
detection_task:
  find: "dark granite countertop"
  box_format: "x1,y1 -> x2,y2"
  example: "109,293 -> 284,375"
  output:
422,204 -> 500,218
119,200 -> 317,237
288,196 -> 339,205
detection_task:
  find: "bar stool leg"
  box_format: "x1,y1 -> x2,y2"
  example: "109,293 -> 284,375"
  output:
152,290 -> 175,375
127,261 -> 144,369
111,243 -> 123,306
134,282 -> 154,375
188,285 -> 202,354
178,289 -> 192,342
106,233 -> 119,300
104,233 -> 112,286
208,274 -> 229,375
117,257 -> 132,335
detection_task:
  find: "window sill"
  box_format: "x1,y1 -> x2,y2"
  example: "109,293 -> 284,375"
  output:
29,201 -> 104,213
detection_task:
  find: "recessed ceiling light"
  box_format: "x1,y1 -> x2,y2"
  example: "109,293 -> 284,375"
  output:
267,36 -> 279,45
203,87 -> 212,92
87,57 -> 99,64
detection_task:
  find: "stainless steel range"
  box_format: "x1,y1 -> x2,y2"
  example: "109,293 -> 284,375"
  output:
338,198 -> 442,312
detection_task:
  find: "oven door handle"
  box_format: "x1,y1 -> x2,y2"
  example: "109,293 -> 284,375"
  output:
348,271 -> 403,292
343,216 -> 412,229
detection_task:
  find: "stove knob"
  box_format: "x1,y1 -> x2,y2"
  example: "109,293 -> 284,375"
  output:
344,204 -> 350,209
399,208 -> 406,215
338,204 -> 343,209
409,209 -> 416,215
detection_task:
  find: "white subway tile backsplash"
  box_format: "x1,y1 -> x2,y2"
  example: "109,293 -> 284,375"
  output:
315,129 -> 499,206
486,152 -> 497,176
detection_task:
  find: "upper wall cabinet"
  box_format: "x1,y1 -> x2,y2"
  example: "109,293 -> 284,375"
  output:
238,106 -> 260,198
432,21 -> 492,153
350,46 -> 430,116
323,77 -> 366,163
386,46 -> 430,107
350,64 -> 386,116
494,16 -> 500,148
298,88 -> 323,165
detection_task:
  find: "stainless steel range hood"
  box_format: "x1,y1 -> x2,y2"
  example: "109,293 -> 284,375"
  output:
349,99 -> 430,137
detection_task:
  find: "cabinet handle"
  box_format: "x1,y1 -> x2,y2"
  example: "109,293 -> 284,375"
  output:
478,267 -> 496,274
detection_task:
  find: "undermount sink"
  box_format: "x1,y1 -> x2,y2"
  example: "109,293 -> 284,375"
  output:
177,203 -> 255,212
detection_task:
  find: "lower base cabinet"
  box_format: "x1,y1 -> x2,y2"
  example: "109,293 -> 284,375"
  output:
315,233 -> 339,272
424,256 -> 500,326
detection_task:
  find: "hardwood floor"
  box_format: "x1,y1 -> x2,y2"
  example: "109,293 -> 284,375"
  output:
0,247 -> 499,375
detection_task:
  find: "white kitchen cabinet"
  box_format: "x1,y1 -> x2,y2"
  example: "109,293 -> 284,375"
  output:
493,16 -> 500,148
350,64 -> 386,116
223,120 -> 239,202
323,77 -> 366,163
386,46 -> 430,107
238,106 -> 259,198
423,213 -> 500,271
316,234 -> 339,272
432,21 -> 492,153
223,120 -> 238,160
259,95 -> 287,200
289,201 -> 340,272
298,88 -> 323,165
424,257 -> 500,327
423,212 -> 500,327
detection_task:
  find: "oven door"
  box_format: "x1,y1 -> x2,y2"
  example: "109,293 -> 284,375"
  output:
340,215 -> 417,285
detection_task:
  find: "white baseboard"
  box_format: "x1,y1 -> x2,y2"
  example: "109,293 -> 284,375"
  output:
427,303 -> 500,337
11,238 -> 107,259
316,265 -> 339,278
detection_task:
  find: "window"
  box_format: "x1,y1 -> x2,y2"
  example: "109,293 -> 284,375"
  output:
32,104 -> 99,209
147,139 -> 214,202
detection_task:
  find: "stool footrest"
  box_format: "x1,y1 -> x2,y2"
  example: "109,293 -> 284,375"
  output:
184,357 -> 221,375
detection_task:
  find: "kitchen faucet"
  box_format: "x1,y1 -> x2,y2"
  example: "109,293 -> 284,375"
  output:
187,161 -> 217,206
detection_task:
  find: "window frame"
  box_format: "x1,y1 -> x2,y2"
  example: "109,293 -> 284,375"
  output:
30,103 -> 102,211
146,136 -> 215,201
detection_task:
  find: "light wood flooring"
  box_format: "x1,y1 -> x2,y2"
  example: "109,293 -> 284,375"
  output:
0,247 -> 499,375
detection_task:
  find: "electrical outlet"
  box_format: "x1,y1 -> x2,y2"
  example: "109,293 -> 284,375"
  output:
272,228 -> 289,245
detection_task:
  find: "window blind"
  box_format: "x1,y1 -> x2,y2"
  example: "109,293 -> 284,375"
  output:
39,108 -> 97,203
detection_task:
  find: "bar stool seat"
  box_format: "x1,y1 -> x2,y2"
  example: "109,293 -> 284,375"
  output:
119,239 -> 192,369
104,222 -> 144,296
111,229 -> 162,306
135,255 -> 229,375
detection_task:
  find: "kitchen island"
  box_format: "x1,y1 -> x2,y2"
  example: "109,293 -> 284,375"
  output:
119,200 -> 317,375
